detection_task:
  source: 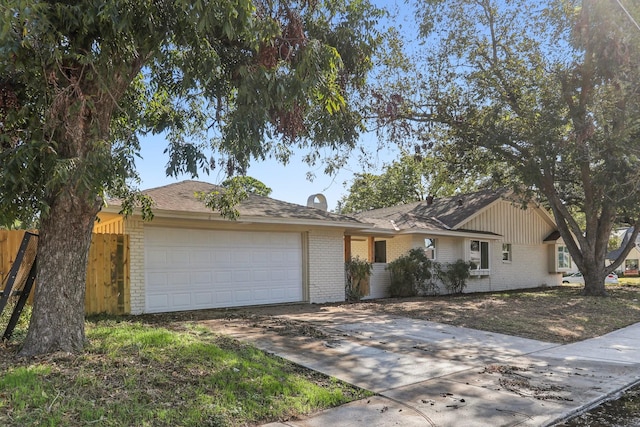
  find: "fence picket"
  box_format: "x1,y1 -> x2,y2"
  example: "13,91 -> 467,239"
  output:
0,230 -> 130,315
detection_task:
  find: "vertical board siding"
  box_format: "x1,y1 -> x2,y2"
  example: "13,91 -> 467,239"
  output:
93,218 -> 124,234
460,201 -> 555,245
0,230 -> 130,315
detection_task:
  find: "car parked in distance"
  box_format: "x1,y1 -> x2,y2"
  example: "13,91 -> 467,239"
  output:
562,272 -> 619,284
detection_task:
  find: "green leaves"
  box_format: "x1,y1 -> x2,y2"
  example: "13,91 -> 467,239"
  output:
376,0 -> 640,290
0,0 -> 383,227
336,152 -> 481,213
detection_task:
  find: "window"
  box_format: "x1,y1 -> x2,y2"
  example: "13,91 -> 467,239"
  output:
424,238 -> 436,260
470,240 -> 489,270
625,259 -> 639,275
374,240 -> 387,263
557,245 -> 571,269
502,243 -> 512,262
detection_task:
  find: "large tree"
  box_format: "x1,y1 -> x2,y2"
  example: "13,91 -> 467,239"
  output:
0,0 -> 381,356
375,0 -> 640,295
336,152 -> 483,213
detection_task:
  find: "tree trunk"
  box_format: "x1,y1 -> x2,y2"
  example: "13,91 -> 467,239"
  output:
581,262 -> 607,296
19,185 -> 101,356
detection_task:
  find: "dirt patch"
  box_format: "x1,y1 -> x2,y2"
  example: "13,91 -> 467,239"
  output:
481,364 -> 572,401
133,284 -> 640,345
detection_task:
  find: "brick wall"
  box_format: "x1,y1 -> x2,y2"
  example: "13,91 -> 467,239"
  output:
351,239 -> 368,260
124,217 -> 146,314
363,263 -> 391,299
466,242 -> 561,293
308,229 -> 346,303
385,235 -> 413,262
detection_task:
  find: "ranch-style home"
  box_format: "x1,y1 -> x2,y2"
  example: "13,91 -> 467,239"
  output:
347,188 -> 569,299
95,181 -> 568,314
96,180 -> 366,314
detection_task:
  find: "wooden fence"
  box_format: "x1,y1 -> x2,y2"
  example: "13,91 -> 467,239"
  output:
0,230 -> 130,315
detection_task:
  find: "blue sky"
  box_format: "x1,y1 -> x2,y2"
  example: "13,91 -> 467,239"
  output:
135,0 -> 408,210
136,132 -> 399,210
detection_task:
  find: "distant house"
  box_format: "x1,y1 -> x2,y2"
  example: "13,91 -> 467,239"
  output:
607,227 -> 640,276
347,189 -> 568,298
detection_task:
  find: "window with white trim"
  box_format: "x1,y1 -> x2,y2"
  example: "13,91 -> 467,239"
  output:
557,245 -> 571,269
470,240 -> 490,272
424,238 -> 436,260
502,243 -> 512,262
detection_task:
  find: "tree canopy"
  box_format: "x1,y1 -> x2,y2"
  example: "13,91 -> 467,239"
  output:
336,152 -> 482,213
373,0 -> 640,295
0,0 -> 382,355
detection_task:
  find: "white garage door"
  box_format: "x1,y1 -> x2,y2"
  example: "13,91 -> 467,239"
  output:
144,227 -> 303,313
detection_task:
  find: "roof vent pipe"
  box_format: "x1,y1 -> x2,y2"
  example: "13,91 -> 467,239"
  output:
307,194 -> 328,211
426,195 -> 434,206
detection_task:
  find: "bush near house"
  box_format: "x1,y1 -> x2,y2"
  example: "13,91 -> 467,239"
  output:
345,257 -> 373,301
387,249 -> 474,296
387,248 -> 437,297
435,259 -> 475,294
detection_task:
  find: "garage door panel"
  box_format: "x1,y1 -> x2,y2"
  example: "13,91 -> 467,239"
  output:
190,251 -> 212,265
147,250 -> 168,267
193,291 -> 213,306
191,271 -> 212,284
251,250 -> 270,264
145,228 -> 303,313
215,271 -> 233,283
168,271 -> 190,286
233,270 -> 251,283
235,289 -> 253,302
168,251 -> 189,264
212,250 -> 231,264
147,294 -> 169,311
215,290 -> 233,304
172,292 -> 192,308
252,269 -> 271,283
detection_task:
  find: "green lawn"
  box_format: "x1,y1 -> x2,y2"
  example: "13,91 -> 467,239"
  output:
0,314 -> 370,427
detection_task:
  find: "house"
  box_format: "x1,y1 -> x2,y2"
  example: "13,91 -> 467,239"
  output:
346,189 -> 568,297
96,180 -> 366,314
607,227 -> 640,276
95,182 -> 567,315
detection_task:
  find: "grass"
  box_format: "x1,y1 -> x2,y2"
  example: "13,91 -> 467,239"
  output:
3,280 -> 640,425
0,312 -> 370,427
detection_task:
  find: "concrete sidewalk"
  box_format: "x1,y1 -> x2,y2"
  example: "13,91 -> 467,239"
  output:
203,311 -> 640,426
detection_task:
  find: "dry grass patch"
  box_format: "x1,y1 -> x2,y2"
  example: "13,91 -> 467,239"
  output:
332,283 -> 640,343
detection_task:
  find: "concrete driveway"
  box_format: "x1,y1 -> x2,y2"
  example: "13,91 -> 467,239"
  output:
200,305 -> 640,426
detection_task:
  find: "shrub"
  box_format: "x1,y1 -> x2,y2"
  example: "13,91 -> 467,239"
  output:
386,248 -> 437,297
345,257 -> 373,301
435,259 -> 474,294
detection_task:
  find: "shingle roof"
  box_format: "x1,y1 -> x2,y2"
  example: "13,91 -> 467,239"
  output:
354,188 -> 508,232
107,180 -> 364,225
607,227 -> 640,260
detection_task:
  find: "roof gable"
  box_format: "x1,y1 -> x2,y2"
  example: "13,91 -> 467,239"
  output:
106,180 -> 364,225
354,188 -> 507,232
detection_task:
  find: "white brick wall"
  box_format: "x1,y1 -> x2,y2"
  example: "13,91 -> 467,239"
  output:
362,263 -> 391,300
124,217 -> 145,314
385,235 -> 413,262
351,239 -> 369,260
466,242 -> 561,293
308,229 -> 346,303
